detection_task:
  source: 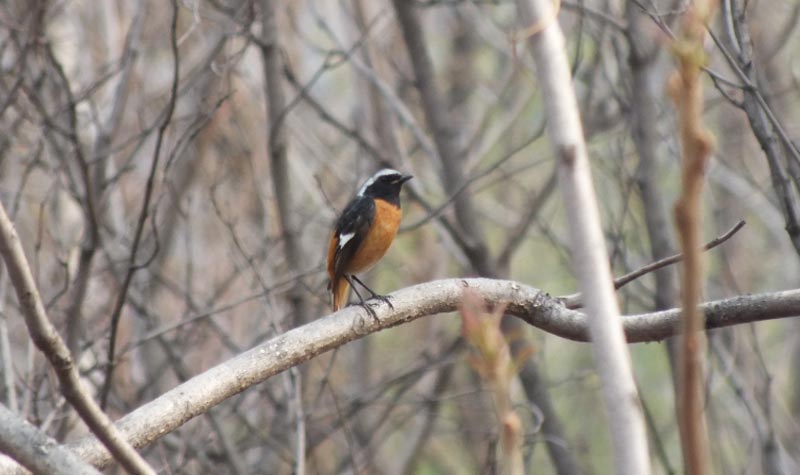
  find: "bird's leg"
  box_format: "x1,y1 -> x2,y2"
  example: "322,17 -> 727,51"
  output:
351,275 -> 394,310
344,275 -> 379,321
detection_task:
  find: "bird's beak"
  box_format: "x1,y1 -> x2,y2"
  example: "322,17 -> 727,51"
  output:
400,174 -> 413,184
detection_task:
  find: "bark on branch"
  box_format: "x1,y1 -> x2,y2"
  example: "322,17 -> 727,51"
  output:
0,404 -> 101,475
0,278 -> 797,473
516,0 -> 651,472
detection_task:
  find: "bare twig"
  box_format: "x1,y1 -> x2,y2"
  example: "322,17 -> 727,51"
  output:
393,349 -> 456,475
352,0 -> 402,163
100,0 -> 181,409
64,0 -> 146,358
0,201 -> 155,475
616,220 -> 743,291
261,5 -> 309,475
0,279 -> 15,413
561,220 -> 746,309
496,169 -> 558,272
712,1 -> 800,256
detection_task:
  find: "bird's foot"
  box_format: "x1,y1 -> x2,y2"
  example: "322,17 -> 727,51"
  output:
369,293 -> 394,310
355,295 -> 392,322
357,301 -> 380,322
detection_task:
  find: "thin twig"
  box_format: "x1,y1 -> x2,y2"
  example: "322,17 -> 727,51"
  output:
100,0 -> 181,409
617,220 -> 743,291
496,169 -> 558,271
710,2 -> 800,256
561,220 -> 745,309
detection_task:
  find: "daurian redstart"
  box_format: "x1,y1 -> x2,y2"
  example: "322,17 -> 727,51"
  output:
327,169 -> 412,315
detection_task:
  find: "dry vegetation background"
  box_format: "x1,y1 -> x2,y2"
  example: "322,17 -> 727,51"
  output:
0,0 -> 799,473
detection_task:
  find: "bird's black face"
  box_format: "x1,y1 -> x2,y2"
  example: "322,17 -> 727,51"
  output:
358,169 -> 413,205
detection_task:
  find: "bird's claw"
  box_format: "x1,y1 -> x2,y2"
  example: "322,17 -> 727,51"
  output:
356,295 -> 393,322
370,294 -> 393,310
358,301 -> 380,322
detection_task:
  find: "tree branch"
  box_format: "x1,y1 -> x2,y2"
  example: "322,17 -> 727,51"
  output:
0,277 -> 796,473
260,0 -> 310,325
625,0 -> 679,317
393,0 -> 493,275
561,220 -> 746,309
669,2 -> 716,473
516,0 -> 651,472
391,5 -> 577,471
714,0 -> 800,256
616,220 -> 744,292
0,404 -> 101,475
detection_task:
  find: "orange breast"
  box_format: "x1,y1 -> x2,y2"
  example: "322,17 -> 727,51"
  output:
345,199 -> 402,274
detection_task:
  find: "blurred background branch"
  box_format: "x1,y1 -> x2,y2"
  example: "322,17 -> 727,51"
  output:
668,1 -> 717,473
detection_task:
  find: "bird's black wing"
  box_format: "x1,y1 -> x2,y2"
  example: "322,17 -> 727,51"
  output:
332,195 -> 375,278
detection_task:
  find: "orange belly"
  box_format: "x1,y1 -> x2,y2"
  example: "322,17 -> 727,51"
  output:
345,199 -> 402,274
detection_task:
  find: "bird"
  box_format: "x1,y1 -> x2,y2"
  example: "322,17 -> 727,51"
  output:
327,168 -> 413,316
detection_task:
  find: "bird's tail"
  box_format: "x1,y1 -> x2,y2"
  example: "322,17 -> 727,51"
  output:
330,277 -> 351,311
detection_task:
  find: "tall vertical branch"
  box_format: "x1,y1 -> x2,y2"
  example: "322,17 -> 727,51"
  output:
391,0 -> 492,276
352,0 -> 401,163
625,3 -> 678,313
516,0 -> 652,473
625,2 -> 682,419
667,2 -> 716,474
66,0 -> 146,358
260,0 -> 309,325
391,3 -> 583,472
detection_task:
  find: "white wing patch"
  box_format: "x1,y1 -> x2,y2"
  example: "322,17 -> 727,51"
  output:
338,232 -> 355,249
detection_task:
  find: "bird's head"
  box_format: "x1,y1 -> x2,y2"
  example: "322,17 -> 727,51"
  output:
358,169 -> 413,204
